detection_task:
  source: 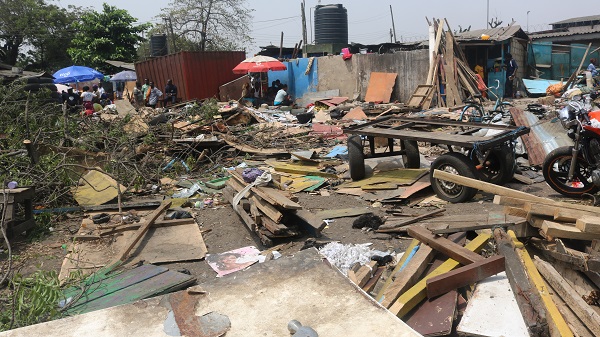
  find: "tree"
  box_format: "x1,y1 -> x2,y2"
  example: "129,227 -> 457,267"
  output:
0,0 -> 78,68
68,4 -> 150,71
159,0 -> 253,52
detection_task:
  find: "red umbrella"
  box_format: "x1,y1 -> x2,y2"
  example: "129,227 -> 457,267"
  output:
232,55 -> 287,74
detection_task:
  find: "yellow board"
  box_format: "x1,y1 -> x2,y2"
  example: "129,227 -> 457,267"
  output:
389,233 -> 491,318
72,169 -> 126,206
338,169 -> 428,189
265,160 -> 338,178
374,239 -> 420,303
509,231 -> 573,337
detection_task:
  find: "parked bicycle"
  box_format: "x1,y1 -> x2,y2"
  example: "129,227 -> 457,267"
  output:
458,79 -> 514,123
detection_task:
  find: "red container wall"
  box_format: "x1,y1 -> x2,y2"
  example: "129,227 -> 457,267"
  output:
134,51 -> 246,101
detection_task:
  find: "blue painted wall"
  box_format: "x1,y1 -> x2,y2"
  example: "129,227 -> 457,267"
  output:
267,58 -> 318,101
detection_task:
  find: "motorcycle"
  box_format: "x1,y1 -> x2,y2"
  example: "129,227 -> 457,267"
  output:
543,91 -> 600,197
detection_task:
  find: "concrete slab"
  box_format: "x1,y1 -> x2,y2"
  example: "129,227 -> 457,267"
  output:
2,249 -> 422,337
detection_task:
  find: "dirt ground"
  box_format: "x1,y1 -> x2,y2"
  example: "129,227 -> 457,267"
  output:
2,97 -> 571,287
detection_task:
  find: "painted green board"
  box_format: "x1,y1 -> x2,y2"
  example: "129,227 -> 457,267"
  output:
65,265 -> 194,315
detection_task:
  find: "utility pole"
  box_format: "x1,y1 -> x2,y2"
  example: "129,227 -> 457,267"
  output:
301,1 -> 308,58
389,5 -> 397,43
390,28 -> 393,43
279,32 -> 284,59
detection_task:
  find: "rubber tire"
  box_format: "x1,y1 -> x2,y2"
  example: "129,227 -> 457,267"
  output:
348,135 -> 366,181
542,146 -> 599,197
430,152 -> 480,203
471,145 -> 516,185
401,140 -> 420,168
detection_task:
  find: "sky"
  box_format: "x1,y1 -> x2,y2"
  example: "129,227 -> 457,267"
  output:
53,0 -> 589,55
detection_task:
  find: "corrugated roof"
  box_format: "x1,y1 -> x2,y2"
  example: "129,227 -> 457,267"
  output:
455,25 -> 527,42
530,25 -> 600,39
550,15 -> 600,26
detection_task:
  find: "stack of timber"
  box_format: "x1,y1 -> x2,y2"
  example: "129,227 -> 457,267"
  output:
427,169 -> 600,336
223,168 -> 326,247
408,18 -> 481,110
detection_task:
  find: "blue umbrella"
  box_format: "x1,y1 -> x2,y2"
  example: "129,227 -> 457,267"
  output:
53,65 -> 104,84
109,70 -> 137,82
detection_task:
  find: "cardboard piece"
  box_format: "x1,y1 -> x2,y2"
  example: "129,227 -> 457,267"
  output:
72,169 -> 126,206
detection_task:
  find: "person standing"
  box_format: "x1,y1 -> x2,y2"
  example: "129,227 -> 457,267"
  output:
133,81 -> 144,108
586,58 -> 599,88
147,82 -> 163,108
163,79 -> 178,107
504,53 -> 518,98
80,86 -> 97,115
141,78 -> 150,103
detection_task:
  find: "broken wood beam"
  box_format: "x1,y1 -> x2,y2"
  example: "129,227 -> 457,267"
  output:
493,227 -> 549,336
511,231 -> 574,337
250,196 -> 284,223
375,239 -> 420,303
376,209 -> 445,232
425,255 -> 505,299
542,220 -> 600,241
388,232 -> 491,318
433,169 -> 600,214
534,256 -> 600,336
406,226 -> 484,265
576,215 -> 600,234
110,200 -> 172,263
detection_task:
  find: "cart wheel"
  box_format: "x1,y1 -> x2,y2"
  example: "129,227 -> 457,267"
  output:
348,135 -> 366,181
430,153 -> 480,203
401,140 -> 420,168
470,145 -> 516,185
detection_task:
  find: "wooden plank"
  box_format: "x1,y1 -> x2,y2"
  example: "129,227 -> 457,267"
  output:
511,231 -> 574,337
430,222 -> 515,234
576,215 -> 600,234
110,201 -> 171,264
433,169 -> 600,214
222,186 -> 257,232
376,209 -> 445,232
388,233 -> 491,318
230,170 -> 303,209
315,208 -> 372,220
546,281 -> 595,337
378,243 -> 435,308
250,196 -> 283,223
361,265 -> 385,294
494,195 -> 528,207
374,239 -> 420,303
542,220 -> 600,240
534,257 -> 600,336
524,202 -> 557,217
493,228 -> 548,336
406,226 -> 484,265
555,208 -> 600,222
504,206 -> 529,218
348,260 -> 377,288
291,209 -> 326,237
425,255 -> 505,298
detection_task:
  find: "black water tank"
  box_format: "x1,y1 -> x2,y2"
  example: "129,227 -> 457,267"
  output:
150,34 -> 168,57
314,4 -> 348,44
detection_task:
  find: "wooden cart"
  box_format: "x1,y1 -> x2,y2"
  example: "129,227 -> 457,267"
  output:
343,116 -> 530,202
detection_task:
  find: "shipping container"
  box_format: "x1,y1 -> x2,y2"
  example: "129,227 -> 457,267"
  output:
134,51 -> 246,101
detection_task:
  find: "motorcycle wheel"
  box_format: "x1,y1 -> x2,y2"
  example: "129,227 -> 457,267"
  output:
542,146 -> 599,197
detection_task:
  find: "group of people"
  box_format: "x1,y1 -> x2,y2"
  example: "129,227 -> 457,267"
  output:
61,83 -> 112,115
241,78 -> 293,107
132,78 -> 178,109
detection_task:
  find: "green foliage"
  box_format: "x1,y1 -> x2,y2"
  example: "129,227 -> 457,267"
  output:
68,4 -> 151,71
27,213 -> 53,241
0,270 -> 64,331
0,0 -> 80,68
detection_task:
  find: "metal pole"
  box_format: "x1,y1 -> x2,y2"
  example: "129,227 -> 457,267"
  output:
279,32 -> 284,59
301,1 -> 308,57
487,0 -> 490,28
390,5 -> 397,43
527,11 -> 530,32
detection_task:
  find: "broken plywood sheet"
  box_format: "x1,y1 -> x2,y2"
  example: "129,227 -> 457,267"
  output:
364,72 -> 397,103
404,290 -> 457,336
342,107 -> 368,120
338,168 -> 428,189
296,89 -> 340,108
265,159 -> 338,178
72,169 -> 126,206
59,220 -> 206,280
6,249 -> 421,337
456,272 -> 529,337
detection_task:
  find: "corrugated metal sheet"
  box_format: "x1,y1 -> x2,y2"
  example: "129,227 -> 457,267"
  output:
530,26 -> 600,39
551,15 -> 600,26
134,51 -> 246,101
456,25 -> 527,42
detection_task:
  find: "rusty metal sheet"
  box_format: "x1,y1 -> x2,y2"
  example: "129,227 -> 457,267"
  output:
364,72 -> 397,103
135,51 -> 245,101
404,290 -> 457,336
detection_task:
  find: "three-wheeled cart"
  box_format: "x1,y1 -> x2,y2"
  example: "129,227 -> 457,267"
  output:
343,116 -> 530,203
